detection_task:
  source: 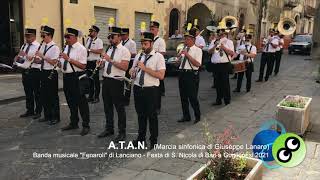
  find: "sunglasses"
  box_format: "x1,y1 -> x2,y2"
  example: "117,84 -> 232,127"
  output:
64,35 -> 71,39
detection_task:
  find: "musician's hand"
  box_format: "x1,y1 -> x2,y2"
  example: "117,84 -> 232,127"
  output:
18,51 -> 26,57
35,51 -> 44,59
137,62 -> 146,71
129,68 -> 136,78
26,56 -> 33,61
60,53 -> 69,61
103,54 -> 112,62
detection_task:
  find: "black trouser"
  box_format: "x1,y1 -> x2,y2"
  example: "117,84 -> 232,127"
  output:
178,71 -> 201,120
22,68 -> 42,114
156,80 -> 165,111
63,72 -> 90,128
236,64 -> 253,91
124,59 -> 134,105
41,70 -> 60,121
215,63 -> 231,104
133,85 -> 158,143
274,49 -> 283,74
86,60 -> 100,99
102,77 -> 126,134
258,52 -> 275,80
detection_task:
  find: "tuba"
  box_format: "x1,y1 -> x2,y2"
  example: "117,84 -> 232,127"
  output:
221,16 -> 239,29
278,18 -> 296,36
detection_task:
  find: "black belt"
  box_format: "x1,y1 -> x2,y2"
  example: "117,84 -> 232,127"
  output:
134,85 -> 157,89
103,76 -> 123,81
179,69 -> 198,72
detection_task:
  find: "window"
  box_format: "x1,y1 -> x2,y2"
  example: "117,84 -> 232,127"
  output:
70,0 -> 78,4
168,8 -> 180,37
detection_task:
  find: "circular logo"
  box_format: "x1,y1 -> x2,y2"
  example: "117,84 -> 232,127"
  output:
272,133 -> 306,167
252,129 -> 279,161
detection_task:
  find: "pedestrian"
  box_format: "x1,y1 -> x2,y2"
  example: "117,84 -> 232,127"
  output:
208,32 -> 218,88
274,31 -> 284,76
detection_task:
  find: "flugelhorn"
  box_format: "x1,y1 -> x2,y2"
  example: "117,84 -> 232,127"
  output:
278,17 -> 296,36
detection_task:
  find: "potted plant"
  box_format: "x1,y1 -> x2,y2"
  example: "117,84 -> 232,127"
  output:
187,124 -> 263,180
277,95 -> 312,135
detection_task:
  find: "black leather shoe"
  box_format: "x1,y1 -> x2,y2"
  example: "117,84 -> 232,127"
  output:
87,97 -> 94,103
194,119 -> 201,124
233,89 -> 240,93
256,79 -> 263,82
38,118 -> 49,122
20,112 -> 34,118
316,80 -> 320,84
113,134 -> 126,142
225,102 -> 230,106
33,113 -> 41,120
265,78 -> 269,82
246,89 -> 251,93
61,125 -> 79,131
97,130 -> 114,138
91,98 -> 100,104
80,127 -> 90,136
47,119 -> 60,125
211,102 -> 222,106
177,118 -> 191,123
156,109 -> 161,115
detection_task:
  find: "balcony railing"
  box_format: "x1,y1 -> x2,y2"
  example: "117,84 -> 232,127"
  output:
304,5 -> 316,17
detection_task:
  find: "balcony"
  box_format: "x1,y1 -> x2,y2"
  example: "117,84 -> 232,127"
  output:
304,5 -> 316,18
284,0 -> 300,9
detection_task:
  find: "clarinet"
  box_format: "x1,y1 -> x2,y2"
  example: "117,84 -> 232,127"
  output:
89,45 -> 111,79
48,42 -> 67,80
26,40 -> 44,72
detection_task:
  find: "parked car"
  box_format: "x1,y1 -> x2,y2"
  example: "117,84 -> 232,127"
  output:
288,34 -> 313,55
164,38 -> 184,75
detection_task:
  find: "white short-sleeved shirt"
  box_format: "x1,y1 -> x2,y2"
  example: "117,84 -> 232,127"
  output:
263,36 -> 279,53
102,43 -> 131,78
236,43 -> 257,62
16,40 -> 40,69
153,36 -> 166,53
208,39 -> 218,50
211,37 -> 235,63
236,36 -> 246,49
133,49 -> 166,87
60,42 -> 87,73
122,38 -> 137,55
39,41 -> 60,70
179,45 -> 202,70
195,35 -> 206,48
86,37 -> 103,61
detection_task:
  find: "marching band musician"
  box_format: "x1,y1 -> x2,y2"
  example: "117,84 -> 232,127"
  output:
232,34 -> 257,93
85,25 -> 104,104
130,32 -> 166,149
177,28 -> 202,124
59,27 -> 91,136
210,28 -> 235,106
208,32 -> 218,89
121,28 -> 137,106
274,31 -> 284,76
150,21 -> 166,114
14,28 -> 42,118
194,25 -> 206,49
256,29 -> 279,82
98,27 -> 130,142
34,26 -> 60,125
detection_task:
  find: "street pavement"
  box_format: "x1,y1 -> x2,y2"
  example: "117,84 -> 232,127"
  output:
0,52 -> 320,180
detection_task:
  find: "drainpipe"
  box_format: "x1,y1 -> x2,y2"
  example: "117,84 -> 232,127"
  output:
60,0 -> 64,47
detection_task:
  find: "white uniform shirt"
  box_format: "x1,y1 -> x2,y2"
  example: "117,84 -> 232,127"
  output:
86,37 -> 103,61
236,36 -> 246,49
122,38 -> 137,55
208,38 -> 218,50
211,37 -> 235,64
39,41 -> 60,70
133,50 -> 166,87
263,36 -> 279,53
274,36 -> 281,51
17,40 -> 40,69
195,35 -> 206,48
102,43 -> 130,78
60,42 -> 87,73
153,36 -> 166,53
179,45 -> 202,70
236,43 -> 257,62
